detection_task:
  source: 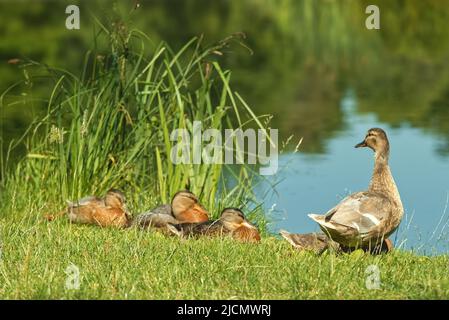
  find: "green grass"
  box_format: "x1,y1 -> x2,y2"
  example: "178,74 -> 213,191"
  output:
1,214 -> 449,299
1,17 -> 449,300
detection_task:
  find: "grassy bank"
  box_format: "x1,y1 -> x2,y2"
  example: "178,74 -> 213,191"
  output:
1,214 -> 449,299
1,18 -> 449,301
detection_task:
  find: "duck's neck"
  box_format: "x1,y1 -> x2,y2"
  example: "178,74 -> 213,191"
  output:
368,151 -> 401,204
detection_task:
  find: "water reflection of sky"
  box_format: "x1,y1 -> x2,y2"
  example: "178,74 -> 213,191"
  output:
258,90 -> 449,255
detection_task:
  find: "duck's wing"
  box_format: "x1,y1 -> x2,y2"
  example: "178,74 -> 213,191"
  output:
130,204 -> 176,228
144,204 -> 173,216
311,191 -> 392,236
133,213 -> 179,228
67,196 -> 102,208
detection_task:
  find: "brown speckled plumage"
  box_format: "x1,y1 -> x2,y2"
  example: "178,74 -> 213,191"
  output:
66,189 -> 130,228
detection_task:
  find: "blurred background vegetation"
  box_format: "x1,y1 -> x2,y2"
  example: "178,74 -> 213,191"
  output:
1,0 -> 449,157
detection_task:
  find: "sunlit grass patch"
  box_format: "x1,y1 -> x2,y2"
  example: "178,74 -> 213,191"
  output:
1,217 -> 449,299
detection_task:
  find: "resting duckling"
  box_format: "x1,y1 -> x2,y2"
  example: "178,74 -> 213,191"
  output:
130,190 -> 209,232
279,230 -> 393,254
66,189 -> 130,228
279,230 -> 330,253
308,128 -> 403,252
170,208 -> 261,243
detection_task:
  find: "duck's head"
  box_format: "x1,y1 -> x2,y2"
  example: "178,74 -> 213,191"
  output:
104,189 -> 126,209
171,190 -> 209,222
355,128 -> 390,156
219,208 -> 258,232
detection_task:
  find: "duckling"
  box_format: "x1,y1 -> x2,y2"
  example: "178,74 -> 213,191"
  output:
279,230 -> 330,253
67,189 -> 130,228
170,208 -> 261,243
308,128 -> 403,252
279,230 -> 394,254
130,190 -> 209,232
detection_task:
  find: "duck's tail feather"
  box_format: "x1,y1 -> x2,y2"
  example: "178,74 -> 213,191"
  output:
308,213 -> 323,223
308,213 -> 339,230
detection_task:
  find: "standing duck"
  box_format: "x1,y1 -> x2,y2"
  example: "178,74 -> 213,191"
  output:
130,190 -> 209,232
170,208 -> 261,243
308,128 -> 403,252
67,189 -> 131,228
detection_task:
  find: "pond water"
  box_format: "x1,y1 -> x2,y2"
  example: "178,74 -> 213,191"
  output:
258,90 -> 449,254
2,1 -> 449,253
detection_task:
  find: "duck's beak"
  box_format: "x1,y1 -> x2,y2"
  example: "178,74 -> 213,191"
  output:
355,141 -> 367,148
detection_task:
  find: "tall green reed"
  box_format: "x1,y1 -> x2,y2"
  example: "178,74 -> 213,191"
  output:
0,24 -> 268,226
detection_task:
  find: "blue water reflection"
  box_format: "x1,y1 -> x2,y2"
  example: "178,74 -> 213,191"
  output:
258,90 -> 449,254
